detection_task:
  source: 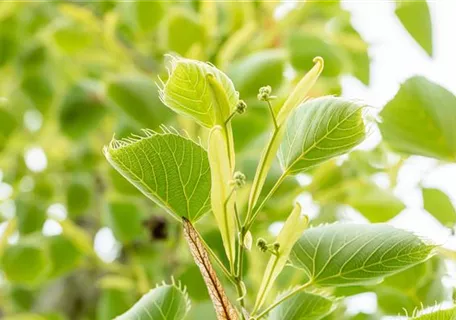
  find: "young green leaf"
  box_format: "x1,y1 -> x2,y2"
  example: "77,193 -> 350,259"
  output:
207,126 -> 236,269
183,218 -> 238,320
115,282 -> 191,320
247,58 -> 324,213
254,204 -> 308,313
422,188 -> 456,226
104,130 -> 211,222
159,55 -> 239,128
395,0 -> 433,56
379,77 -> 456,161
289,223 -> 434,287
269,290 -> 334,320
278,97 -> 366,175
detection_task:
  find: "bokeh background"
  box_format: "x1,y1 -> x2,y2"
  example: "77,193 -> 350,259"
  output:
1,1 -> 455,319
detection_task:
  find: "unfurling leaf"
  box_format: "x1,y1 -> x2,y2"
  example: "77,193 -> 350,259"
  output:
379,76 -> 456,161
159,55 -> 239,128
278,97 -> 366,175
183,218 -> 239,320
207,126 -> 236,267
289,224 -> 434,287
254,204 -> 308,313
269,290 -> 334,320
248,58 -> 324,212
104,129 -> 211,222
115,281 -> 190,320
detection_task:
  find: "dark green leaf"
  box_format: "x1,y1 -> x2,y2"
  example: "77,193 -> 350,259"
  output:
59,81 -> 107,139
105,200 -> 145,244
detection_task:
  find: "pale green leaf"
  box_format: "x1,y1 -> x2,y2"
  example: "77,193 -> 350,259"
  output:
395,0 -> 433,56
278,97 -> 366,175
104,130 -> 211,222
289,223 -> 434,287
159,56 -> 239,128
115,283 -> 191,320
379,76 -> 456,161
422,188 -> 456,226
411,307 -> 456,320
269,291 -> 334,320
345,181 -> 405,223
207,126 -> 236,267
254,204 -> 308,312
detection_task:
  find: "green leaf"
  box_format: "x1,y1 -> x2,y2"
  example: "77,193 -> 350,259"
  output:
422,188 -> 456,226
47,235 -> 82,278
289,223 -> 434,287
104,130 -> 211,222
66,176 -> 93,218
288,32 -> 343,77
345,181 -> 405,223
105,200 -> 145,244
21,70 -> 54,115
115,283 -> 190,320
0,107 -> 17,152
411,307 -> 456,320
135,1 -> 165,33
278,97 -> 366,175
228,49 -> 286,99
59,80 -> 107,139
376,257 -> 449,315
15,197 -> 47,235
160,8 -> 205,56
1,238 -> 51,287
254,204 -> 308,312
379,76 -> 456,161
269,291 -> 334,320
107,75 -> 173,129
159,56 -> 239,128
53,23 -> 93,54
97,288 -> 134,320
395,0 -> 433,56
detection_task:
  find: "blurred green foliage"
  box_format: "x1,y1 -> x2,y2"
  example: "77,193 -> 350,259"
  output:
0,1 -> 454,320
